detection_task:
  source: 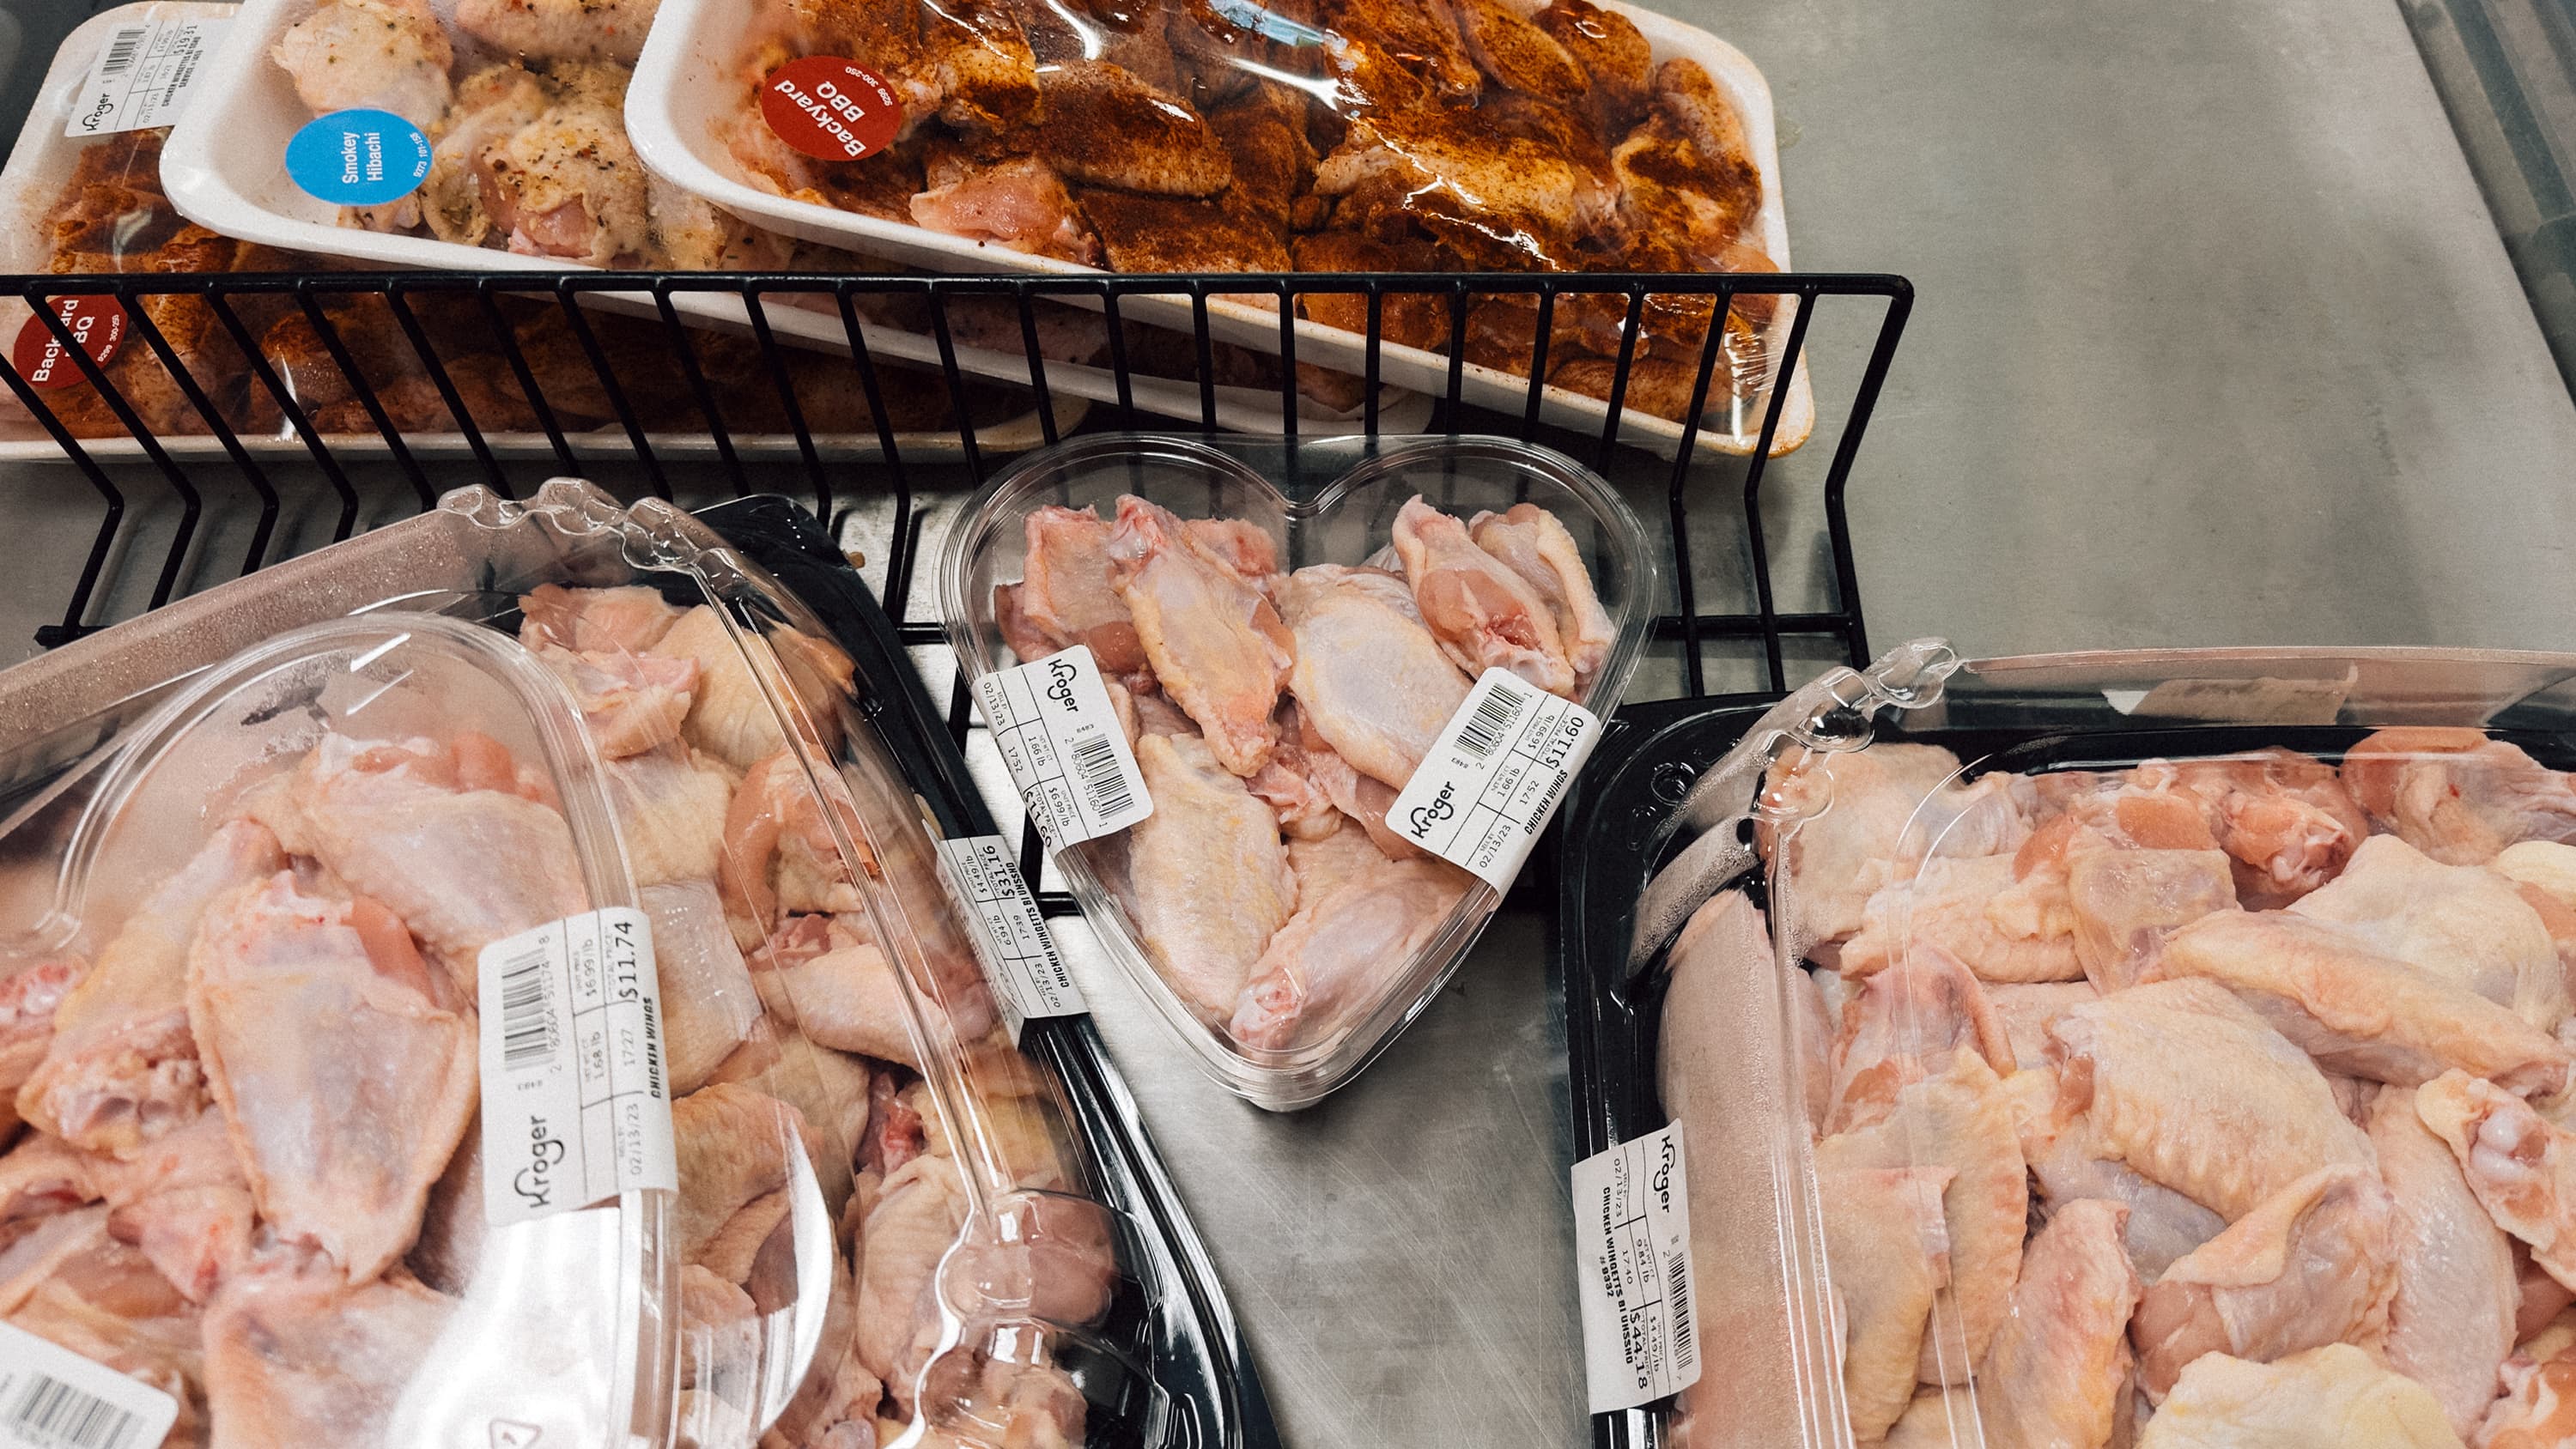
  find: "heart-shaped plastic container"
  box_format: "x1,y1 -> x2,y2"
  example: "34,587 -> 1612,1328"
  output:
941,433 -> 1655,1107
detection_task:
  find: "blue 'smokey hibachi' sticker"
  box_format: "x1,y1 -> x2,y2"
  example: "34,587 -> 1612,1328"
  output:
284,107 -> 432,207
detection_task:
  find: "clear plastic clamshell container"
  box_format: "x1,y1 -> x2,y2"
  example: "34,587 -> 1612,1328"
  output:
943,433 -> 1653,1109
0,479 -> 1274,1449
1563,644 -> 2576,1448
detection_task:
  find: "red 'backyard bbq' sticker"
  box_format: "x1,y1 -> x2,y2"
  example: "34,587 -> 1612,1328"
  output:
761,57 -> 903,163
9,294 -> 127,391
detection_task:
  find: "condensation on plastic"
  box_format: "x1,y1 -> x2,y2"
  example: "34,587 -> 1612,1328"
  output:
0,611 -> 677,1449
1627,642 -> 2576,1449
939,432 -> 1655,1109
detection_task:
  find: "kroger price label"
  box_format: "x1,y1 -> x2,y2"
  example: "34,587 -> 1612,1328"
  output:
1384,669 -> 1602,890
9,296 -> 126,391
0,1321 -> 180,1449
477,907 -> 677,1227
1571,1123 -> 1700,1413
932,834 -> 1085,1042
973,646 -> 1153,848
285,108 -> 432,207
761,57 -> 903,162
63,15 -> 230,137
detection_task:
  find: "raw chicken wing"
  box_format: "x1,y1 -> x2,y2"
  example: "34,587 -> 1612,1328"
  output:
17,821 -> 283,1155
2062,844 -> 2237,989
1984,980 -> 2100,1070
2368,1085 -> 2518,1437
1821,943 -> 2014,1134
606,749 -> 736,888
2134,1343 -> 2464,1448
1814,1053 -> 2026,1383
2343,728 -> 2576,866
187,872 -> 476,1284
2419,1070 -> 2576,1292
1839,854 -> 2083,984
640,882 -> 760,1094
2164,749 -> 2370,906
1389,496 -> 1573,695
1757,743 -> 1989,952
1467,503 -> 1615,679
201,1264 -> 455,1449
2008,1066 -> 2227,1279
2160,910 -> 2572,1095
2291,834 -> 2573,1030
1809,1152 -> 1950,1442
518,582 -> 683,655
2042,978 -> 2373,1221
1276,564 -> 1473,790
1016,505 -> 1147,677
1125,734 -> 1297,1022
1974,1197 -> 2141,1449
2129,1165 -> 2397,1397
1228,856 -> 1473,1051
1105,496 -> 1292,777
530,643 -> 697,759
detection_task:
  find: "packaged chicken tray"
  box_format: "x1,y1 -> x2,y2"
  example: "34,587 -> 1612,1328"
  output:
1562,644 -> 2576,1449
632,0 -> 1808,458
0,478 -> 1277,1449
942,433 -> 1652,1108
148,0 -> 1394,440
0,5 -> 1054,461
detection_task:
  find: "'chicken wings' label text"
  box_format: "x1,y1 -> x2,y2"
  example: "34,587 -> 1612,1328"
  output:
63,17 -> 229,138
1386,669 -> 1602,890
933,833 -> 1086,1043
1571,1123 -> 1700,1413
0,1321 -> 180,1449
477,907 -> 678,1228
974,646 -> 1154,848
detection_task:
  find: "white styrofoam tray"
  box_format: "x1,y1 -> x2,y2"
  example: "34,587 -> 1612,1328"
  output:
627,0 -> 1812,458
0,4 -> 1073,460
156,0 -> 1421,440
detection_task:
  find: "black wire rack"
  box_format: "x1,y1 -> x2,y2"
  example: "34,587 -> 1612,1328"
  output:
0,268 -> 1911,911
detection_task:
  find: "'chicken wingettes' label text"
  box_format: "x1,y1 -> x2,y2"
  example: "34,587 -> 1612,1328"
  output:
62,17 -> 229,138
931,833 -> 1086,1043
0,1320 -> 180,1449
477,907 -> 678,1228
974,646 -> 1154,848
1571,1123 -> 1701,1413
1385,669 -> 1602,890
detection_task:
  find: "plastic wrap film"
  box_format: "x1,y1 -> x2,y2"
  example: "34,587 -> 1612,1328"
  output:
1568,642 -> 2576,1448
647,0 -> 1804,440
941,432 -> 1653,1107
0,479 -> 1273,1448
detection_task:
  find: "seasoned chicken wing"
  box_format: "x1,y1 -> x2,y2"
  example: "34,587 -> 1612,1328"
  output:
1036,60 -> 1234,196
270,0 -> 453,130
456,0 -> 663,64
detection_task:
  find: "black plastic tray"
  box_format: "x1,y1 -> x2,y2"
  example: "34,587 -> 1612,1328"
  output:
696,493 -> 1286,1449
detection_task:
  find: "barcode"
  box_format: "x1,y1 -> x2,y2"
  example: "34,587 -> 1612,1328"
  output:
497,957 -> 557,1072
1665,1249 -> 1695,1369
1069,733 -> 1133,819
8,1373 -> 141,1449
98,27 -> 147,77
1456,685 -> 1526,761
